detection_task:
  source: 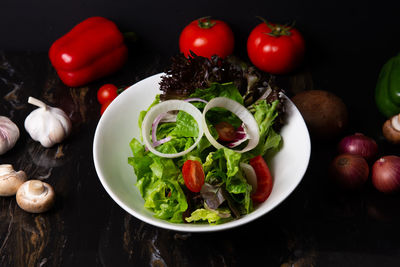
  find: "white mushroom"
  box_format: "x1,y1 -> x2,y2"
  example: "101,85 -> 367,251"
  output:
0,116 -> 20,155
382,114 -> 400,144
16,180 -> 55,213
24,96 -> 72,148
0,164 -> 27,196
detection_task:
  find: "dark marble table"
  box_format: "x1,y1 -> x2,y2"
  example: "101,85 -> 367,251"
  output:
0,49 -> 399,267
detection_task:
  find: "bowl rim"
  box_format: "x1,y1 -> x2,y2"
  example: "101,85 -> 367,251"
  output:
93,72 -> 311,232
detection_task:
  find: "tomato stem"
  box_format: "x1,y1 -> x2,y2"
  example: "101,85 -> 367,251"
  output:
197,16 -> 216,29
256,16 -> 295,37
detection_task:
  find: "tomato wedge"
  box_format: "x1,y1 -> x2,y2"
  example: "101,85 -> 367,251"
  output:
215,121 -> 236,142
182,160 -> 205,192
249,155 -> 273,203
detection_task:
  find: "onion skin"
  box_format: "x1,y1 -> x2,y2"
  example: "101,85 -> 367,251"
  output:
372,156 -> 400,193
330,153 -> 369,189
338,133 -> 378,161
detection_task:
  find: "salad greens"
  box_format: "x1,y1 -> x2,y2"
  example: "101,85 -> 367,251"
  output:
128,79 -> 282,224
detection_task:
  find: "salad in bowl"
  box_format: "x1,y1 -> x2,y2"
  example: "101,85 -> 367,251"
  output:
128,54 -> 286,224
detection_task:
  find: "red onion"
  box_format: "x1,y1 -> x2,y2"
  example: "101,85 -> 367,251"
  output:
372,155 -> 400,193
227,124 -> 248,148
330,153 -> 369,189
338,133 -> 378,161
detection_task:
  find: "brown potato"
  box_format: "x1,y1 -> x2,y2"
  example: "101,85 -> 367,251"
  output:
291,90 -> 348,139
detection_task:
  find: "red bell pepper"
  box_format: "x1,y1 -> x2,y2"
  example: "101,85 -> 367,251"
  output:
49,17 -> 128,87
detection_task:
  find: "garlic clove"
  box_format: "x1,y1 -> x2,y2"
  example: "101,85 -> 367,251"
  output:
0,116 -> 20,155
24,97 -> 72,148
382,114 -> 400,144
0,164 -> 27,196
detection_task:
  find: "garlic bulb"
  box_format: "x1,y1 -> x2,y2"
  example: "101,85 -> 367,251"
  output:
0,116 -> 20,155
25,97 -> 72,148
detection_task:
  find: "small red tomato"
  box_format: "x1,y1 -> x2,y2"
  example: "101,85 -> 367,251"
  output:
247,20 -> 305,74
97,84 -> 118,104
179,17 -> 234,59
182,160 -> 205,192
249,155 -> 273,203
215,122 -> 236,142
100,100 -> 112,115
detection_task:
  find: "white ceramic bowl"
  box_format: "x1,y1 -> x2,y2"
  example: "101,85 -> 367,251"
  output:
93,73 -> 311,232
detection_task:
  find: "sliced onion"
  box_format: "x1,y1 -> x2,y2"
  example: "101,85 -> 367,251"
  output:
159,112 -> 177,123
227,124 -> 248,148
152,113 -> 165,146
153,136 -> 172,147
185,98 -> 208,104
240,162 -> 257,193
144,136 -> 172,152
202,97 -> 259,153
142,100 -> 204,158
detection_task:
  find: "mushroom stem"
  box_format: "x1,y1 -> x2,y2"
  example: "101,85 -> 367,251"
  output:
392,114 -> 400,131
29,180 -> 44,195
28,97 -> 48,110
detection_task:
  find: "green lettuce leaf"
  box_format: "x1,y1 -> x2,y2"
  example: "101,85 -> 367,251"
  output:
189,82 -> 243,104
185,208 -> 231,224
128,137 -> 188,223
243,99 -> 282,161
170,111 -> 199,138
202,148 -> 252,214
143,179 -> 188,223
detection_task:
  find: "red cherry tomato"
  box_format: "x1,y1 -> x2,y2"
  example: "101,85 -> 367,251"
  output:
249,155 -> 273,203
182,160 -> 205,192
215,121 -> 236,142
247,21 -> 305,74
97,84 -> 118,104
100,100 -> 112,115
179,17 -> 234,59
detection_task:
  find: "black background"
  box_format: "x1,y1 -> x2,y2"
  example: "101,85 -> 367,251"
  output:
1,0 -> 400,266
2,0 -> 400,128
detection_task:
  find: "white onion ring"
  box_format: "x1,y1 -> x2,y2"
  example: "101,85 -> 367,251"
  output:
240,162 -> 257,193
142,100 -> 204,158
202,97 -> 260,153
184,98 -> 208,104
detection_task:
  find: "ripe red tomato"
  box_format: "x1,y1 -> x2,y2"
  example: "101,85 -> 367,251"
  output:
247,21 -> 305,74
97,84 -> 118,104
100,100 -> 112,115
215,121 -> 236,142
182,160 -> 205,192
179,17 -> 234,59
249,155 -> 273,203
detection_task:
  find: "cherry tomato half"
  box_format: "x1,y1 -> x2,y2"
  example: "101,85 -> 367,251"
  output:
247,21 -> 305,74
249,155 -> 273,203
179,17 -> 234,59
215,121 -> 236,142
182,160 -> 205,193
97,84 -> 118,104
